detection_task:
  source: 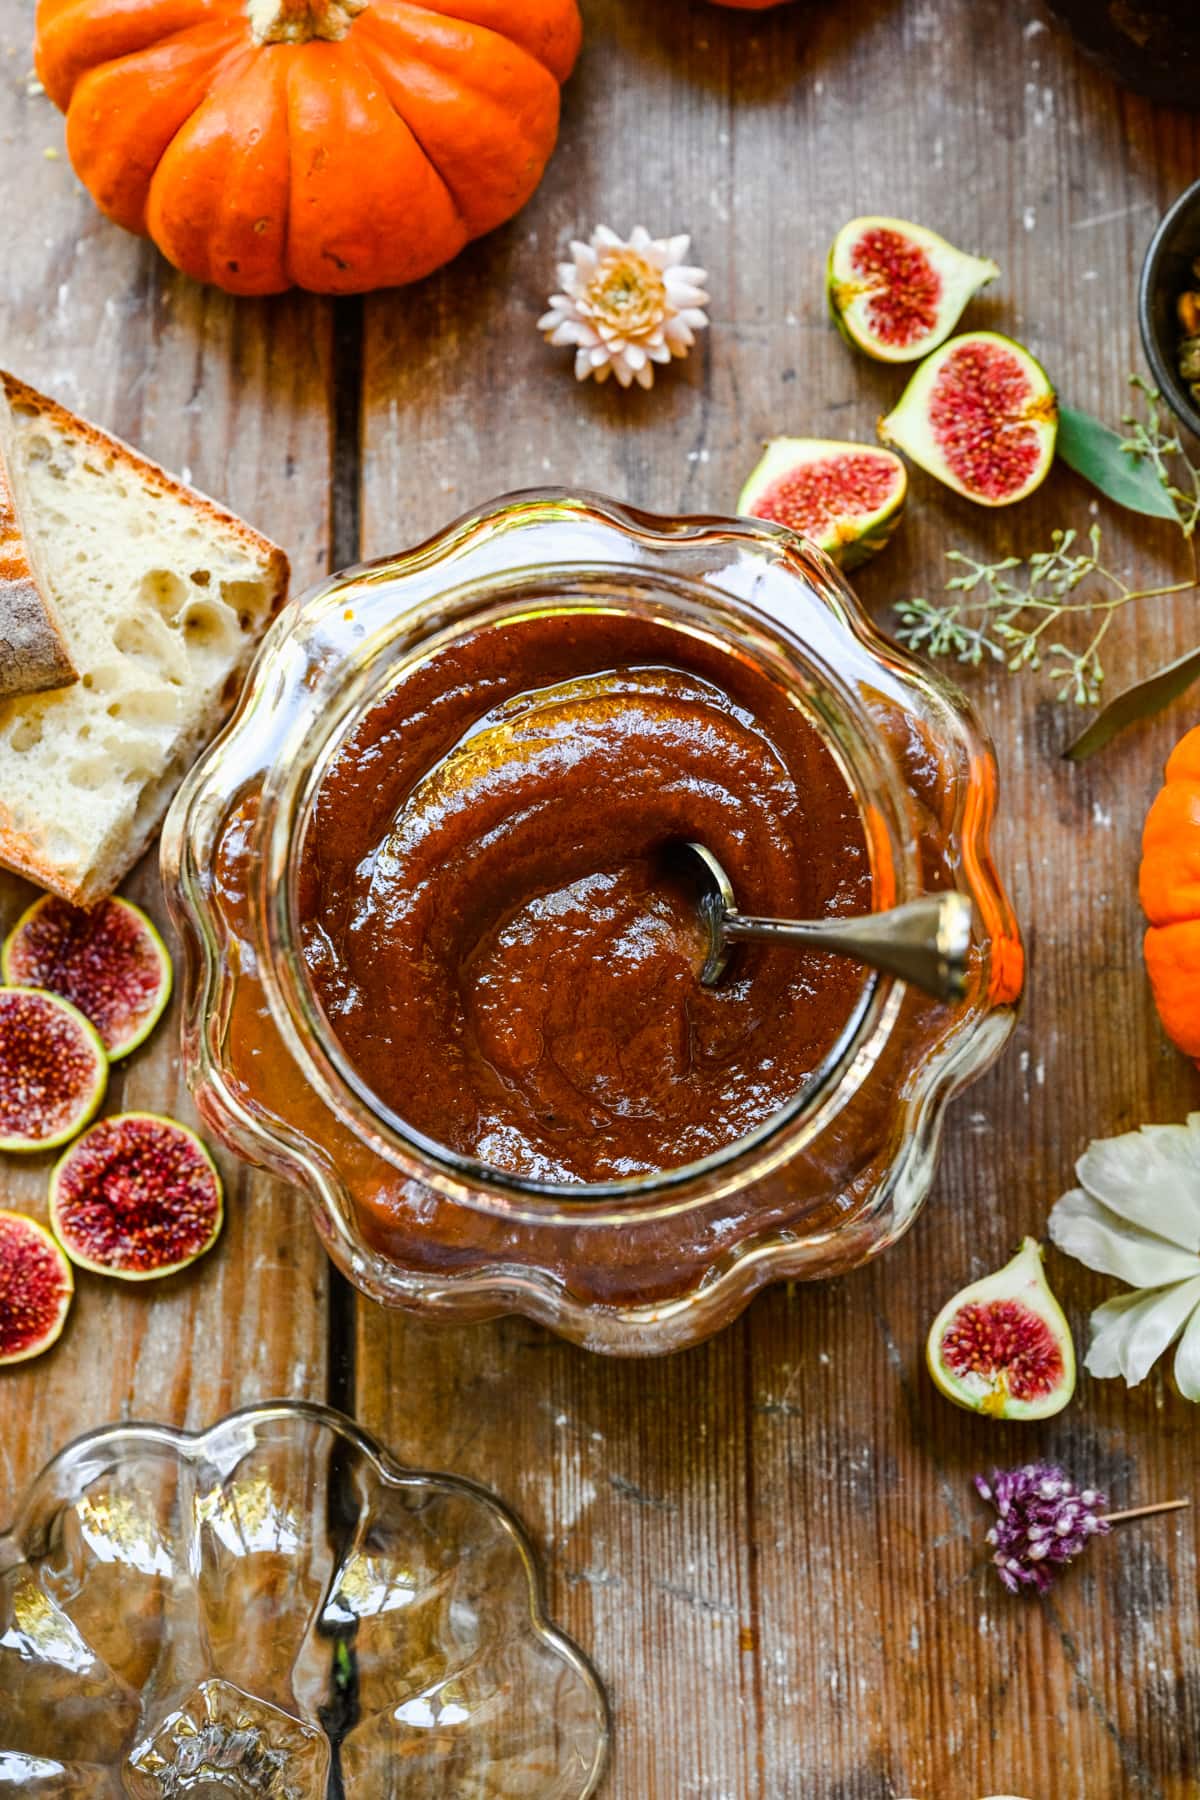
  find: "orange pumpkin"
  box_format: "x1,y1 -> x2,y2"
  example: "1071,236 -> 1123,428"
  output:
35,0 -> 582,295
1140,724 -> 1200,1062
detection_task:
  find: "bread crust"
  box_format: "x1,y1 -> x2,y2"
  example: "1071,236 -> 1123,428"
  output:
0,372 -> 290,905
0,373 -> 290,596
0,438 -> 77,698
0,801 -> 99,907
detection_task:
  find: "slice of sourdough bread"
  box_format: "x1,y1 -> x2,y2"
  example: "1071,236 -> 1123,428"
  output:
0,373 -> 289,906
0,405 -> 76,698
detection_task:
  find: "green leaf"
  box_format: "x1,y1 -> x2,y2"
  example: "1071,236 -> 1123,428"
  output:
1064,643 -> 1200,760
1057,404 -> 1179,521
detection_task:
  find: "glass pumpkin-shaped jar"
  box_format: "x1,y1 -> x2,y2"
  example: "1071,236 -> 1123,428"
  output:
163,492 -> 1022,1355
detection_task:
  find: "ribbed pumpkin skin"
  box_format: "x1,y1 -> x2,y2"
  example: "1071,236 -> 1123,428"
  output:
35,0 -> 582,295
1141,724 -> 1200,1062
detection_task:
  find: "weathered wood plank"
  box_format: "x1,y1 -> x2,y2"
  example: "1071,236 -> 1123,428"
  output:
0,0 -> 334,1514
3,0 -> 1195,1789
356,3 -> 1200,1796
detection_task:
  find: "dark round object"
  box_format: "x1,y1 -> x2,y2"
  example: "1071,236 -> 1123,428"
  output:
1138,177 -> 1200,441
1044,2 -> 1200,108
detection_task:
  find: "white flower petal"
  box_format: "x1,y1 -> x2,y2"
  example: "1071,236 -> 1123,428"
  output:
1048,1188 -> 1200,1286
664,284 -> 709,313
624,345 -> 647,371
1086,1277 -> 1200,1385
1078,1119 -> 1200,1249
1084,1289 -> 1152,1380
1175,1303 -> 1200,1400
661,233 -> 692,264
665,271 -> 709,297
678,307 -> 710,331
593,225 -> 622,249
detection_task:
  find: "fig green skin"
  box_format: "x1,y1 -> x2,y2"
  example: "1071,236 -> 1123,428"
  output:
49,1111 -> 223,1282
737,438 -> 907,571
0,1208 -> 73,1364
879,330 -> 1058,507
926,1236 -> 1076,1421
0,988 -> 107,1153
2,895 -> 173,1062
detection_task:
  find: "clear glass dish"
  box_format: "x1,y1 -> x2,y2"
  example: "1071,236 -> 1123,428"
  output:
0,1400 -> 610,1796
162,491 -> 1023,1355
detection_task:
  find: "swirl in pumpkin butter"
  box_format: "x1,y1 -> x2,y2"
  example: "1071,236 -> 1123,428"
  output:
299,611 -> 870,1184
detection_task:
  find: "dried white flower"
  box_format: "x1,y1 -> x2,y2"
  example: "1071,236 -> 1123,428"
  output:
539,225 -> 710,390
1047,1113 -> 1200,1399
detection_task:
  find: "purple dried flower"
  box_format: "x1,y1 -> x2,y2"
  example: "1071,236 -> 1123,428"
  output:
975,1462 -> 1110,1594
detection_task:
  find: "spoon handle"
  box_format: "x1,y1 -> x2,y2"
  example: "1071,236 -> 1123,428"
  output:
722,891 -> 972,1002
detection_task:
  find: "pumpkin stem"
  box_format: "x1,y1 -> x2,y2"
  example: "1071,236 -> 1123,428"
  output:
247,0 -> 367,44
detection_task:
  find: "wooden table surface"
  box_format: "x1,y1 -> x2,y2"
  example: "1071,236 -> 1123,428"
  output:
3,2 -> 1200,1794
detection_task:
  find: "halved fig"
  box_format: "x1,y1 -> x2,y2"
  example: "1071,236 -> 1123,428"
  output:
50,1113 -> 223,1281
927,1238 -> 1076,1420
879,331 -> 1058,506
3,895 -> 172,1061
0,1208 -> 73,1364
737,438 -> 907,569
0,987 -> 107,1152
828,217 -> 999,363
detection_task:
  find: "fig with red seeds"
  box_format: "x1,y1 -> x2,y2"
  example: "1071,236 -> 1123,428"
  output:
828,217 -> 999,364
0,1209 -> 73,1364
738,438 -> 907,569
3,895 -> 172,1061
50,1112 -> 223,1281
0,987 -> 107,1152
879,331 -> 1058,506
926,1237 -> 1076,1421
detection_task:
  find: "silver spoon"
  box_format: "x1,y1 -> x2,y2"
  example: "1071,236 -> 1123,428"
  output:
679,841 -> 972,1001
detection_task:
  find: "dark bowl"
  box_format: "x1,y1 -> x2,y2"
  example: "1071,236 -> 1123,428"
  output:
1139,176 -> 1200,442
1044,1 -> 1200,109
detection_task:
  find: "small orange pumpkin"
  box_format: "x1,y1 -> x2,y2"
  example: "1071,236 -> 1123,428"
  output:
1140,724 -> 1200,1062
35,0 -> 582,295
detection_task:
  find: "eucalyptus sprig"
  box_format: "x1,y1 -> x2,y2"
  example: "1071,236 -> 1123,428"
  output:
893,376 -> 1200,749
1118,375 -> 1200,536
895,525 -> 1195,709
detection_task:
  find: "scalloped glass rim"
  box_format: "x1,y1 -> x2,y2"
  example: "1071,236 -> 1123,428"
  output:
161,491 -> 1022,1352
0,1399 -> 611,1797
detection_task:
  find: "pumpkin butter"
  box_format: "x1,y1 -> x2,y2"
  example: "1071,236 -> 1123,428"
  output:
298,609 -> 871,1184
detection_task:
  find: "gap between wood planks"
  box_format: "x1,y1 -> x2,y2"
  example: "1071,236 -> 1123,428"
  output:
326,294 -> 364,1418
